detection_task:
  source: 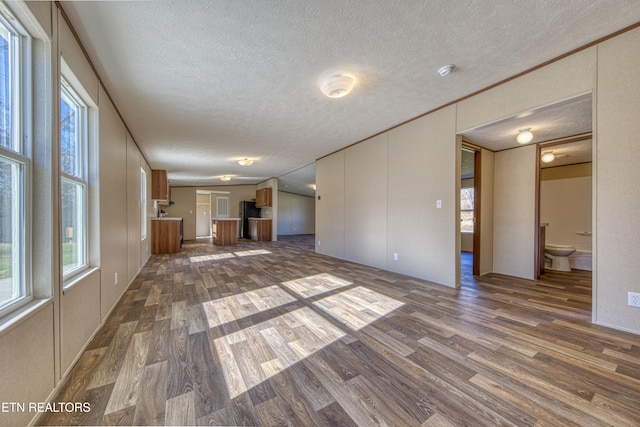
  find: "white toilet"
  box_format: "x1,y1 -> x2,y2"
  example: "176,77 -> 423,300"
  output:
545,244 -> 576,272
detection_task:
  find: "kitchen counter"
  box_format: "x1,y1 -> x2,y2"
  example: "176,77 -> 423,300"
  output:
249,218 -> 272,241
151,217 -> 182,221
151,217 -> 183,254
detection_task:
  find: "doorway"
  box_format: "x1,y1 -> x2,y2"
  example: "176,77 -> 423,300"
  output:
538,136 -> 593,276
460,146 -> 481,278
458,93 -> 592,280
196,202 -> 211,237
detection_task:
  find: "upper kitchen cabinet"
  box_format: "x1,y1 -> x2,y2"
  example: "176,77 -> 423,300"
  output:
256,187 -> 272,207
152,169 -> 170,201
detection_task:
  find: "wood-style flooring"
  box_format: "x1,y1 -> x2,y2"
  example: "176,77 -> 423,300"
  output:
39,236 -> 640,426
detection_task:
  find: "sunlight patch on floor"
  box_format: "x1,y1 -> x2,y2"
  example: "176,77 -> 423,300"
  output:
313,286 -> 405,330
281,272 -> 353,298
209,273 -> 405,399
190,249 -> 272,263
235,249 -> 272,257
202,285 -> 297,328
189,253 -> 235,262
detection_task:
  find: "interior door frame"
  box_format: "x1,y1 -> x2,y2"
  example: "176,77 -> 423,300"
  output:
461,142 -> 482,276
472,147 -> 481,276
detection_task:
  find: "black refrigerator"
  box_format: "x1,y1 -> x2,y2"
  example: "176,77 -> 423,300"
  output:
239,201 -> 261,239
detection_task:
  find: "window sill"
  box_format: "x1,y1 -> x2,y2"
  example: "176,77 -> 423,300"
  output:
0,298 -> 53,338
63,266 -> 100,294
461,231 -> 475,234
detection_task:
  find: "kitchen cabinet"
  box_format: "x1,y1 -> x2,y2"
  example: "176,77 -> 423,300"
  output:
213,218 -> 240,246
152,169 -> 170,201
151,218 -> 182,254
249,219 -> 272,241
255,187 -> 272,207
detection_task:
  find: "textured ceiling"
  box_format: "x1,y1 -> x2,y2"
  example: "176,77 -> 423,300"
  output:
59,1 -> 640,194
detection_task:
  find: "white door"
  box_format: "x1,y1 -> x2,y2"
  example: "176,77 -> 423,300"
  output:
196,203 -> 211,237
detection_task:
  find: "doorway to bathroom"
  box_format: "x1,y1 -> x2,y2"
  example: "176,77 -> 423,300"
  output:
457,92 -> 593,287
539,136 -> 593,276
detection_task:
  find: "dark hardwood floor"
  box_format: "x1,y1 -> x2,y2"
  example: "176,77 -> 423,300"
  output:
39,236 -> 640,426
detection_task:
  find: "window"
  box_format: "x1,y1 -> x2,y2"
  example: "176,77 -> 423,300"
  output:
60,77 -> 87,278
141,167 -> 147,240
217,196 -> 229,218
460,187 -> 474,233
0,6 -> 31,316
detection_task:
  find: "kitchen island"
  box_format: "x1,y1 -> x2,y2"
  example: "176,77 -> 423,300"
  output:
212,218 -> 240,246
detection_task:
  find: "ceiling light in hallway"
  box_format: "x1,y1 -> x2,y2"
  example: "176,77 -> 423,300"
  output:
238,158 -> 254,166
517,127 -> 533,144
541,151 -> 555,163
220,175 -> 231,181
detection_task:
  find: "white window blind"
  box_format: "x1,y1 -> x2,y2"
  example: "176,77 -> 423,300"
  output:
217,196 -> 229,218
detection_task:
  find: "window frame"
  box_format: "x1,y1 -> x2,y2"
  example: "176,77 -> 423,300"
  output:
460,186 -> 475,233
60,75 -> 89,282
0,5 -> 32,319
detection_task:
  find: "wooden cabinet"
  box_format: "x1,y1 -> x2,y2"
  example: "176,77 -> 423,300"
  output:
151,218 -> 181,254
255,187 -> 272,207
249,219 -> 272,241
152,169 -> 170,201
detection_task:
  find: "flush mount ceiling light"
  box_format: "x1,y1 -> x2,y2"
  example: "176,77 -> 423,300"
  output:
238,158 -> 254,166
438,64 -> 455,77
220,175 -> 231,181
541,152 -> 555,163
517,127 -> 534,144
321,74 -> 356,98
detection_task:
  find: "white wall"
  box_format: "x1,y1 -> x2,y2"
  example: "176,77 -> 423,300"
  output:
492,145 -> 538,279
345,133 -> 389,269
316,106 -> 458,287
277,192 -> 315,235
388,107 -> 458,286
316,152 -> 346,258
595,27 -> 640,333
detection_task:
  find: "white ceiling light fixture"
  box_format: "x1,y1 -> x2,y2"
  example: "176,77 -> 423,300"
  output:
321,74 -> 356,98
517,127 -> 534,144
438,64 -> 455,77
220,175 -> 231,181
541,151 -> 555,163
238,158 -> 254,166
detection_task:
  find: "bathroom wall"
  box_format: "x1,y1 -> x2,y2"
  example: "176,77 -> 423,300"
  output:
540,165 -> 592,251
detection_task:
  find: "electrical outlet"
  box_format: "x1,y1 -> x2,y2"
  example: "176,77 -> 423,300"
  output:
114,272 -> 119,286
317,240 -> 321,246
393,252 -> 398,261
628,292 -> 640,307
